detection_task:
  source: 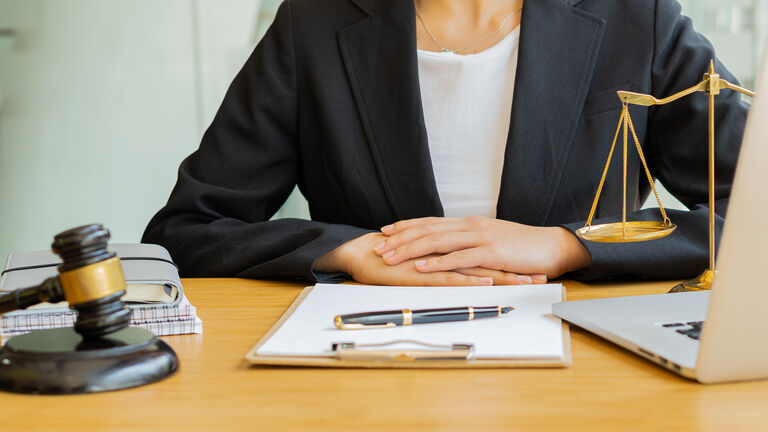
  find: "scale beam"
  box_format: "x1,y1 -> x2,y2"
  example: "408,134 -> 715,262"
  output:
618,78 -> 754,107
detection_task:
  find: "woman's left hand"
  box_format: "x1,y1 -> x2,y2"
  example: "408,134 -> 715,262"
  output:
372,216 -> 591,279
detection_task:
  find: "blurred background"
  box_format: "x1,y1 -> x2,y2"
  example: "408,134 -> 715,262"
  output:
0,0 -> 765,263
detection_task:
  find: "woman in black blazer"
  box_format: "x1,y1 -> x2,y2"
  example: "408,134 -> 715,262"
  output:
143,0 -> 749,285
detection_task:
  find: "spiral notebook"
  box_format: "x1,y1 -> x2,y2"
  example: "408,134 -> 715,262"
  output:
247,283 -> 570,368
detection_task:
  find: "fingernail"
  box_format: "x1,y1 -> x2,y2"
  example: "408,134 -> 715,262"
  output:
381,224 -> 394,233
517,275 -> 533,284
533,275 -> 548,284
414,259 -> 427,267
383,250 -> 395,258
482,277 -> 494,285
374,241 -> 386,250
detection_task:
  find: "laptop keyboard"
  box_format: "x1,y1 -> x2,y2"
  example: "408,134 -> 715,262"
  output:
662,321 -> 704,340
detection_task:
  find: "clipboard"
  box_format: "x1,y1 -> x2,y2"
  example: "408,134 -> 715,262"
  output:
246,284 -> 571,368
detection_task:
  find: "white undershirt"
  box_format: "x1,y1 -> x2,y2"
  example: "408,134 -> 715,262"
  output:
417,27 -> 520,218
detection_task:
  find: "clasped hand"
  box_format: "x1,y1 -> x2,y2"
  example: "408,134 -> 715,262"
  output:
315,216 -> 591,286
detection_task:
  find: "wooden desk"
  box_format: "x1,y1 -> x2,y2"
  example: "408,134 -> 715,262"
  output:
3,279 -> 767,431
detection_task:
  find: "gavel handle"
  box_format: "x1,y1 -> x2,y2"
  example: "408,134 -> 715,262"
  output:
0,277 -> 66,314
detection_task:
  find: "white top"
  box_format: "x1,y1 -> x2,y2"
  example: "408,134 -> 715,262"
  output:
417,27 -> 520,218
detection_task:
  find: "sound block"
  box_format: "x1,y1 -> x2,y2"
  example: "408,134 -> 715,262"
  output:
0,327 -> 178,394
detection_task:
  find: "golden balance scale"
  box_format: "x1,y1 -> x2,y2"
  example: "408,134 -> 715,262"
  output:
576,61 -> 755,292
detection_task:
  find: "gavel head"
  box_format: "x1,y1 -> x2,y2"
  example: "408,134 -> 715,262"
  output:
51,224 -> 132,339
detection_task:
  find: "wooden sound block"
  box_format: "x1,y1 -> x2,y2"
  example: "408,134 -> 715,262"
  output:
0,327 -> 178,394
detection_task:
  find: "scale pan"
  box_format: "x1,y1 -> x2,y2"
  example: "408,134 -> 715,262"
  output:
576,221 -> 676,243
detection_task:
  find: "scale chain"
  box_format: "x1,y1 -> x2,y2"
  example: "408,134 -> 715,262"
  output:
624,107 -> 672,226
585,105 -> 626,228
622,104 -> 629,232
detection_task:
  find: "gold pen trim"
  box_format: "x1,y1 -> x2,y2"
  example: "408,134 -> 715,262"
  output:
497,305 -> 501,317
402,309 -> 413,326
468,307 -> 474,321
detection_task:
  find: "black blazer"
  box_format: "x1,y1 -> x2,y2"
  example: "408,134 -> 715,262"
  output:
143,0 -> 749,282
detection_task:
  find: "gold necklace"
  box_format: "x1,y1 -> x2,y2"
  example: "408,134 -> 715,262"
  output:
415,4 -> 522,54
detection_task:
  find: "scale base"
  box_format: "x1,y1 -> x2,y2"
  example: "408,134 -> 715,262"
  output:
669,269 -> 714,293
576,221 -> 676,243
0,327 -> 178,394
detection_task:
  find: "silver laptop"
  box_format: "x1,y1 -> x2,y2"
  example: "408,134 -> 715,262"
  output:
553,45 -> 768,384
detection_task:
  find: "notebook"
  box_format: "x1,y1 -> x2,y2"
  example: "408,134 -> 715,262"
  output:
247,283 -> 570,368
0,243 -> 202,342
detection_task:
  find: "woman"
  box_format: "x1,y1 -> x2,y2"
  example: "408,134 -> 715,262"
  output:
143,0 -> 749,286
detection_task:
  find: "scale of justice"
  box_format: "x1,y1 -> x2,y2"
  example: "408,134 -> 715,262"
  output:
575,60 -> 755,293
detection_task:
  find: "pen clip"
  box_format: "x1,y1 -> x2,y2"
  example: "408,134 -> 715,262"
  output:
335,322 -> 397,330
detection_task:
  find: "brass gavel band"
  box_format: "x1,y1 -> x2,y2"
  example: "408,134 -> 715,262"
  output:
58,256 -> 126,305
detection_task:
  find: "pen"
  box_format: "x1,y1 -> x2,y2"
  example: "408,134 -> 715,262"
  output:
334,306 -> 514,329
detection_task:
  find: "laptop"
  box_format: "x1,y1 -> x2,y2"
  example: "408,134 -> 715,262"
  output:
552,45 -> 768,384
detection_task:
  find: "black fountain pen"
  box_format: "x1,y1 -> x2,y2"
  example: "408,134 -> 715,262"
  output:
334,306 -> 514,330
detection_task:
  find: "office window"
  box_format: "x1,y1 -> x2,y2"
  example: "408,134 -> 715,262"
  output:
644,0 -> 765,210
679,0 -> 766,90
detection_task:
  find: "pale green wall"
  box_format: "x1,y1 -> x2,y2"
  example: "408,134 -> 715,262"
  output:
0,0 -> 265,262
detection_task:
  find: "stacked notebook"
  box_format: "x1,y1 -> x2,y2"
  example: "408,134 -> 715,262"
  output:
0,243 -> 202,342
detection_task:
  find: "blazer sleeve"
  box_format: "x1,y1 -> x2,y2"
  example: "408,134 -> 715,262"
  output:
564,0 -> 750,280
142,1 -> 370,282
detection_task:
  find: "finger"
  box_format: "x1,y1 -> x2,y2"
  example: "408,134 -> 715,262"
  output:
414,248 -> 486,272
380,217 -> 460,236
455,268 -> 533,285
373,221 -> 471,255
380,232 -> 480,265
456,269 -> 548,285
414,271 -> 493,287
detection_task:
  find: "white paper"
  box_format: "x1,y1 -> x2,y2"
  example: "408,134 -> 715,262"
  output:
257,283 -> 564,360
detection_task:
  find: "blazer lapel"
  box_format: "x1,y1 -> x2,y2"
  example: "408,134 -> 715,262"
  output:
339,0 -> 443,220
497,0 -> 605,225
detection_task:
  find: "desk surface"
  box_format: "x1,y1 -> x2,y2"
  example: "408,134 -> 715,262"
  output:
3,279 -> 767,431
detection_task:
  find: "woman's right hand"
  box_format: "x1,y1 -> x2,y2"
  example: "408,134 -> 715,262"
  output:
314,232 -> 545,286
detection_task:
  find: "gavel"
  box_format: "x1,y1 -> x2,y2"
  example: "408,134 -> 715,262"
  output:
0,224 -> 131,339
0,224 -> 178,395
